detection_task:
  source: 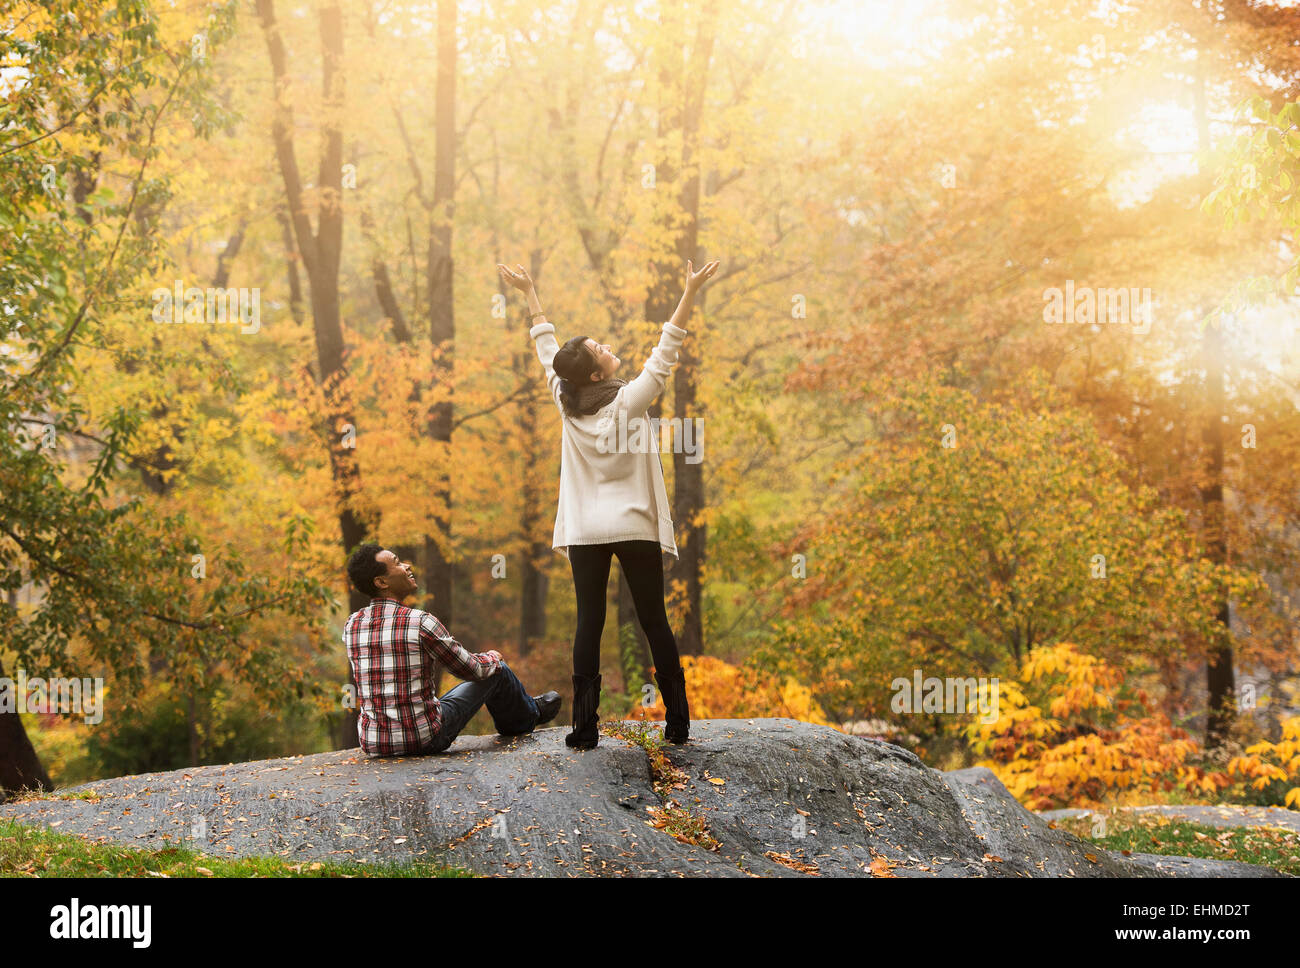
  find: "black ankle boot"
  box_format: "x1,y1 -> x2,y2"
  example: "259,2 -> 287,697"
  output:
655,666 -> 690,744
565,674 -> 601,750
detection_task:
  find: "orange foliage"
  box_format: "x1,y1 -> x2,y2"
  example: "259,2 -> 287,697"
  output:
627,656 -> 834,727
965,643 -> 1227,810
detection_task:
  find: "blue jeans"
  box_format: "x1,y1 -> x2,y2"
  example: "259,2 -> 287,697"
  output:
429,661 -> 540,753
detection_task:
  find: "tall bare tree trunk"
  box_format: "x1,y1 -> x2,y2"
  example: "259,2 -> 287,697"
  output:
423,0 -> 458,692
278,207 -> 304,324
644,0 -> 715,658
258,0 -> 365,748
514,250 -> 550,657
628,24 -> 678,668
1193,51 -> 1235,750
1201,317 -> 1233,748
669,10 -> 715,657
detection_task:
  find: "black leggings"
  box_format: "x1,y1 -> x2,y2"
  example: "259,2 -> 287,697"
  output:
568,539 -> 682,680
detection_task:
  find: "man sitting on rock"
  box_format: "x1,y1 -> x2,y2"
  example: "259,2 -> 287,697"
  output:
342,543 -> 561,756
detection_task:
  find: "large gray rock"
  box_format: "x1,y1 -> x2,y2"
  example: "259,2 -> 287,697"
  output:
0,719 -> 1285,877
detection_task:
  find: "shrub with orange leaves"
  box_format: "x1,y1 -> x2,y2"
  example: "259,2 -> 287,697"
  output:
964,643 -> 1226,810
628,656 -> 835,728
1226,718 -> 1300,809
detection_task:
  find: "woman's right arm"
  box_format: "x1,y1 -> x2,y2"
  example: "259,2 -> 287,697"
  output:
620,260 -> 719,415
499,264 -> 564,413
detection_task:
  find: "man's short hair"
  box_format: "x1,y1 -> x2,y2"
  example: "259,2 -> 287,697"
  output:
347,543 -> 386,598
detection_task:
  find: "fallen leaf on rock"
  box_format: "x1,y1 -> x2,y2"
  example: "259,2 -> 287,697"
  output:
869,856 -> 896,878
764,851 -> 819,875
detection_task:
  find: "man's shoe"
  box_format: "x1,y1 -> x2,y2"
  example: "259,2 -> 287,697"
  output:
533,691 -> 562,727
565,674 -> 602,750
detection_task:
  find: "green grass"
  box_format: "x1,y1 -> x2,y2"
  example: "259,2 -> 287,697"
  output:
603,719 -> 667,754
10,788 -> 105,803
1053,812 -> 1300,876
0,819 -> 474,878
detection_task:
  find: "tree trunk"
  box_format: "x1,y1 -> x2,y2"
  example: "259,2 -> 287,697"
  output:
360,194 -> 419,589
186,689 -> 200,765
669,13 -> 714,656
514,250 -> 549,657
422,0 -> 458,693
278,207 -> 304,325
646,0 -> 714,656
258,0 -> 365,746
0,656 -> 54,801
1201,317 -> 1233,748
1193,51 -> 1234,750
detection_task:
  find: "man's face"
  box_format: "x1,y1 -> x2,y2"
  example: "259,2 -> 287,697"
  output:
373,549 -> 417,600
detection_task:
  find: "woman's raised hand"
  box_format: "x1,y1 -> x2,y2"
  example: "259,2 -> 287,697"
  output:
497,263 -> 535,293
685,258 -> 720,292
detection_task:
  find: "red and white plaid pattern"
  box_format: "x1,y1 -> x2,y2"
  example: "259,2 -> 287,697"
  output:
343,598 -> 500,756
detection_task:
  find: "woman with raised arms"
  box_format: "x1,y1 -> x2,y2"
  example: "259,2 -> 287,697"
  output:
498,258 -> 719,749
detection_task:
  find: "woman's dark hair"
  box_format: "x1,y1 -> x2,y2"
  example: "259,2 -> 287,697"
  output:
347,542 -> 386,598
552,335 -> 600,419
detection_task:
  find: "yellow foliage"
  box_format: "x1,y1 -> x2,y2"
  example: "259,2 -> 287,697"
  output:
1226,716 -> 1300,809
965,643 -> 1222,810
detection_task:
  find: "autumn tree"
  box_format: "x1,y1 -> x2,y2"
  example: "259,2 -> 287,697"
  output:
0,0 -> 329,797
757,372 -> 1268,728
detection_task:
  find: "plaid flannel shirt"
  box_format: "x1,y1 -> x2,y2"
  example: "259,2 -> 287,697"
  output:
343,597 -> 500,756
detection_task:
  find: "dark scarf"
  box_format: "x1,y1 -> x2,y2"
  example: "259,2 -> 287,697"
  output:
573,377 -> 627,415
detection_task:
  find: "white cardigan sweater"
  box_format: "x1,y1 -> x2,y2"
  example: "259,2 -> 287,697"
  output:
530,318 -> 687,560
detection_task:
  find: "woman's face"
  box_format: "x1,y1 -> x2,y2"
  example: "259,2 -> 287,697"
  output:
584,338 -> 621,381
